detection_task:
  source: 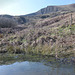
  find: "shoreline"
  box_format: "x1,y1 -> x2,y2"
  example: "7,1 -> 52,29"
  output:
0,53 -> 75,65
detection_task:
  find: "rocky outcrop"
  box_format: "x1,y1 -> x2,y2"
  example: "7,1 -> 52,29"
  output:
26,4 -> 75,16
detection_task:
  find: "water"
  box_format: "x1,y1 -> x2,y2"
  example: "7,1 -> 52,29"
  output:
0,54 -> 75,75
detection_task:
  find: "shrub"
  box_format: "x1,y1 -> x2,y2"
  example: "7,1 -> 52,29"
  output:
7,45 -> 14,53
0,34 -> 3,38
0,17 -> 17,28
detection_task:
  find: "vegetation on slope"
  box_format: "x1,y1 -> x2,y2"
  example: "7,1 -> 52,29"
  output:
0,24 -> 75,58
0,17 -> 17,28
0,12 -> 75,58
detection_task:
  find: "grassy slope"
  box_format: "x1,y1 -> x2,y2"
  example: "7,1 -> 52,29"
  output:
0,12 -> 75,58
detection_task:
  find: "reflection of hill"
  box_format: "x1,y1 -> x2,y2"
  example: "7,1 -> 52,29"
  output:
0,54 -> 75,69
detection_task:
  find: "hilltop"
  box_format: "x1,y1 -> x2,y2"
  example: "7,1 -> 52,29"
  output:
26,3 -> 75,16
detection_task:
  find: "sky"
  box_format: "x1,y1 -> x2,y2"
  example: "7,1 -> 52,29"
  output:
0,0 -> 75,16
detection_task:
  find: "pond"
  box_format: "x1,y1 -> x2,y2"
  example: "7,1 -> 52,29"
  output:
0,54 -> 75,75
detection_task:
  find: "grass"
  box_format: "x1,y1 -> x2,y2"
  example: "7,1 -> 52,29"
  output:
0,24 -> 75,58
0,53 -> 57,65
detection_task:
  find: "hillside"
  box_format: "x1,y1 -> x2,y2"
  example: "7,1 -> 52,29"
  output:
0,4 -> 75,26
0,11 -> 75,57
0,4 -> 75,58
26,3 -> 75,16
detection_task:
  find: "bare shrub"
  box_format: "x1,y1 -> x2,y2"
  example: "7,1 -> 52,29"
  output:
0,17 -> 17,28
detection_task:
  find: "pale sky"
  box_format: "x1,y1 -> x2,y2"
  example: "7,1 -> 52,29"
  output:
0,0 -> 75,16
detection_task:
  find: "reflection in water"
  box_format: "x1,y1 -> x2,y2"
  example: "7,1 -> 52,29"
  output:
0,54 -> 75,75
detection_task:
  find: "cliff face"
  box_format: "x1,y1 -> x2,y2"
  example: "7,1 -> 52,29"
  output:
27,3 -> 75,16
36,6 -> 62,14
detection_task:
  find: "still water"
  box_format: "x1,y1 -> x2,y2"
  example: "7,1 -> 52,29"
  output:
0,54 -> 75,75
